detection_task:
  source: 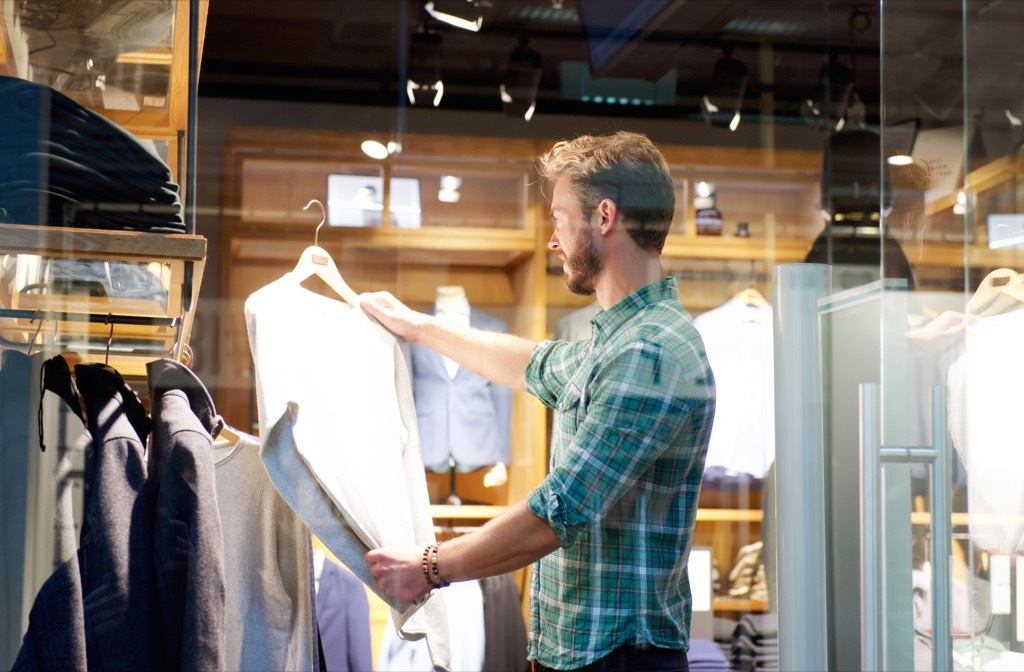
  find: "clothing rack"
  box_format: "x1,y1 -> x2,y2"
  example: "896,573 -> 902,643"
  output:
0,309 -> 180,327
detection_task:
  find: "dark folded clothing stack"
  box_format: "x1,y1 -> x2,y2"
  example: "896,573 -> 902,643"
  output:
731,613 -> 779,672
0,75 -> 183,233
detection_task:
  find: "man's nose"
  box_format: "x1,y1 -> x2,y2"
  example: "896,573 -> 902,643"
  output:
547,232 -> 560,251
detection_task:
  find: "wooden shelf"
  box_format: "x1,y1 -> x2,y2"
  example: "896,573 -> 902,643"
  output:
0,224 -> 206,378
713,598 -> 770,612
925,154 -> 1020,218
697,508 -> 763,523
231,225 -> 536,269
0,223 -> 206,262
661,234 -> 811,263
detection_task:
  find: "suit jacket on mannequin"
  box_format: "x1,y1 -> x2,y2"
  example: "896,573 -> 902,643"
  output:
406,309 -> 513,470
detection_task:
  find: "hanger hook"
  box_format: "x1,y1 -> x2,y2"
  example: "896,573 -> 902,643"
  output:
304,199 -> 326,247
104,314 -> 114,366
27,310 -> 44,356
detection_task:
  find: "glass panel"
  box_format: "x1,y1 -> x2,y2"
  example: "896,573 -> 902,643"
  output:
879,1 -> 1024,669
14,1 -> 177,114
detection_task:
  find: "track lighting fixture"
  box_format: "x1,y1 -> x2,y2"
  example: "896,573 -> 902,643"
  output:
800,56 -> 855,132
424,0 -> 482,32
500,39 -> 542,121
700,49 -> 747,132
407,31 -> 444,107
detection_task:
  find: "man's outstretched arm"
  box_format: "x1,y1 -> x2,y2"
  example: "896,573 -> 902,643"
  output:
360,291 -> 536,392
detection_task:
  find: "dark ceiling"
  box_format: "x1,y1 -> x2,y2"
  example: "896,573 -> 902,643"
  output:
199,0 -> 1024,145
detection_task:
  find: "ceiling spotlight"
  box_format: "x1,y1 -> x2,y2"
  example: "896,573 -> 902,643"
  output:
360,140 -> 401,160
886,153 -> 914,166
425,0 -> 482,32
500,39 -> 542,121
407,31 -> 444,107
800,56 -> 855,132
700,49 -> 747,132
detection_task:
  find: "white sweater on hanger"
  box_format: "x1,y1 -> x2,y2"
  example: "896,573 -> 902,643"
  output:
245,273 -> 450,672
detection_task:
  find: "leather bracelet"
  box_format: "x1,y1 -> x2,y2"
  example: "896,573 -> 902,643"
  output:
430,541 -> 450,588
422,545 -> 442,589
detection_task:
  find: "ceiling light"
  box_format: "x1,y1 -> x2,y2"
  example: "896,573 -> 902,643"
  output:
700,49 -> 748,132
425,0 -> 482,32
886,153 -> 914,166
500,40 -> 542,121
407,31 -> 444,107
361,140 -> 400,160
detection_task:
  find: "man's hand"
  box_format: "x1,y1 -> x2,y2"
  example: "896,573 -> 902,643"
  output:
365,545 -> 433,603
360,291 -> 428,342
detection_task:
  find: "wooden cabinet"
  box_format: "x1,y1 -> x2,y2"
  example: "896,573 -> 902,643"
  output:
0,2 -> 209,374
0,0 -> 209,182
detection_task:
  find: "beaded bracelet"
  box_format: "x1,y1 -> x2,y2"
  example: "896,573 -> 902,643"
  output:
422,545 -> 442,589
430,542 -> 450,588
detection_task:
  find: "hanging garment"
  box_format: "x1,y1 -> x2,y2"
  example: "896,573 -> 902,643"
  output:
378,579 -> 485,672
1,351 -> 36,668
245,275 -> 450,672
213,424 -> 319,671
146,359 -> 226,671
479,573 -> 529,672
693,297 -> 775,478
406,308 -> 513,470
11,355 -> 91,672
316,555 -> 373,672
73,363 -> 160,671
946,309 -> 1024,553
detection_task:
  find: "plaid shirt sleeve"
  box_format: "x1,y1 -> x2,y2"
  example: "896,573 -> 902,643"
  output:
525,339 -> 590,409
527,335 -> 699,547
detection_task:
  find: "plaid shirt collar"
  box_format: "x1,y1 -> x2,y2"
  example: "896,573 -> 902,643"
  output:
591,277 -> 679,344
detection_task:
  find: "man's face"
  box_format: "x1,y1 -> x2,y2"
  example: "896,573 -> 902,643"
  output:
548,176 -> 604,296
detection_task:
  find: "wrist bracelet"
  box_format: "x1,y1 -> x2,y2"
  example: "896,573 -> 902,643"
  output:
430,541 -> 450,588
422,545 -> 442,589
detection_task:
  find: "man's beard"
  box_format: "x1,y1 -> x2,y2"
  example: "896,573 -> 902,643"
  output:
564,228 -> 603,296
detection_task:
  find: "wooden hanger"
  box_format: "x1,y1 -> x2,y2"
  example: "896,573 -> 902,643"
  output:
733,287 -> 767,308
214,422 -> 244,447
291,199 -> 359,305
967,268 -> 1024,317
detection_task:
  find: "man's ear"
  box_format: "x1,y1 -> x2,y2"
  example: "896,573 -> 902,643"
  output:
595,198 -> 618,236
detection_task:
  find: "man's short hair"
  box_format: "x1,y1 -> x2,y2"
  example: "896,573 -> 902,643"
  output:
537,130 -> 676,253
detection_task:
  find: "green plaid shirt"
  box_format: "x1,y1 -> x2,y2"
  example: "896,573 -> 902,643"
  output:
525,277 -> 715,670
